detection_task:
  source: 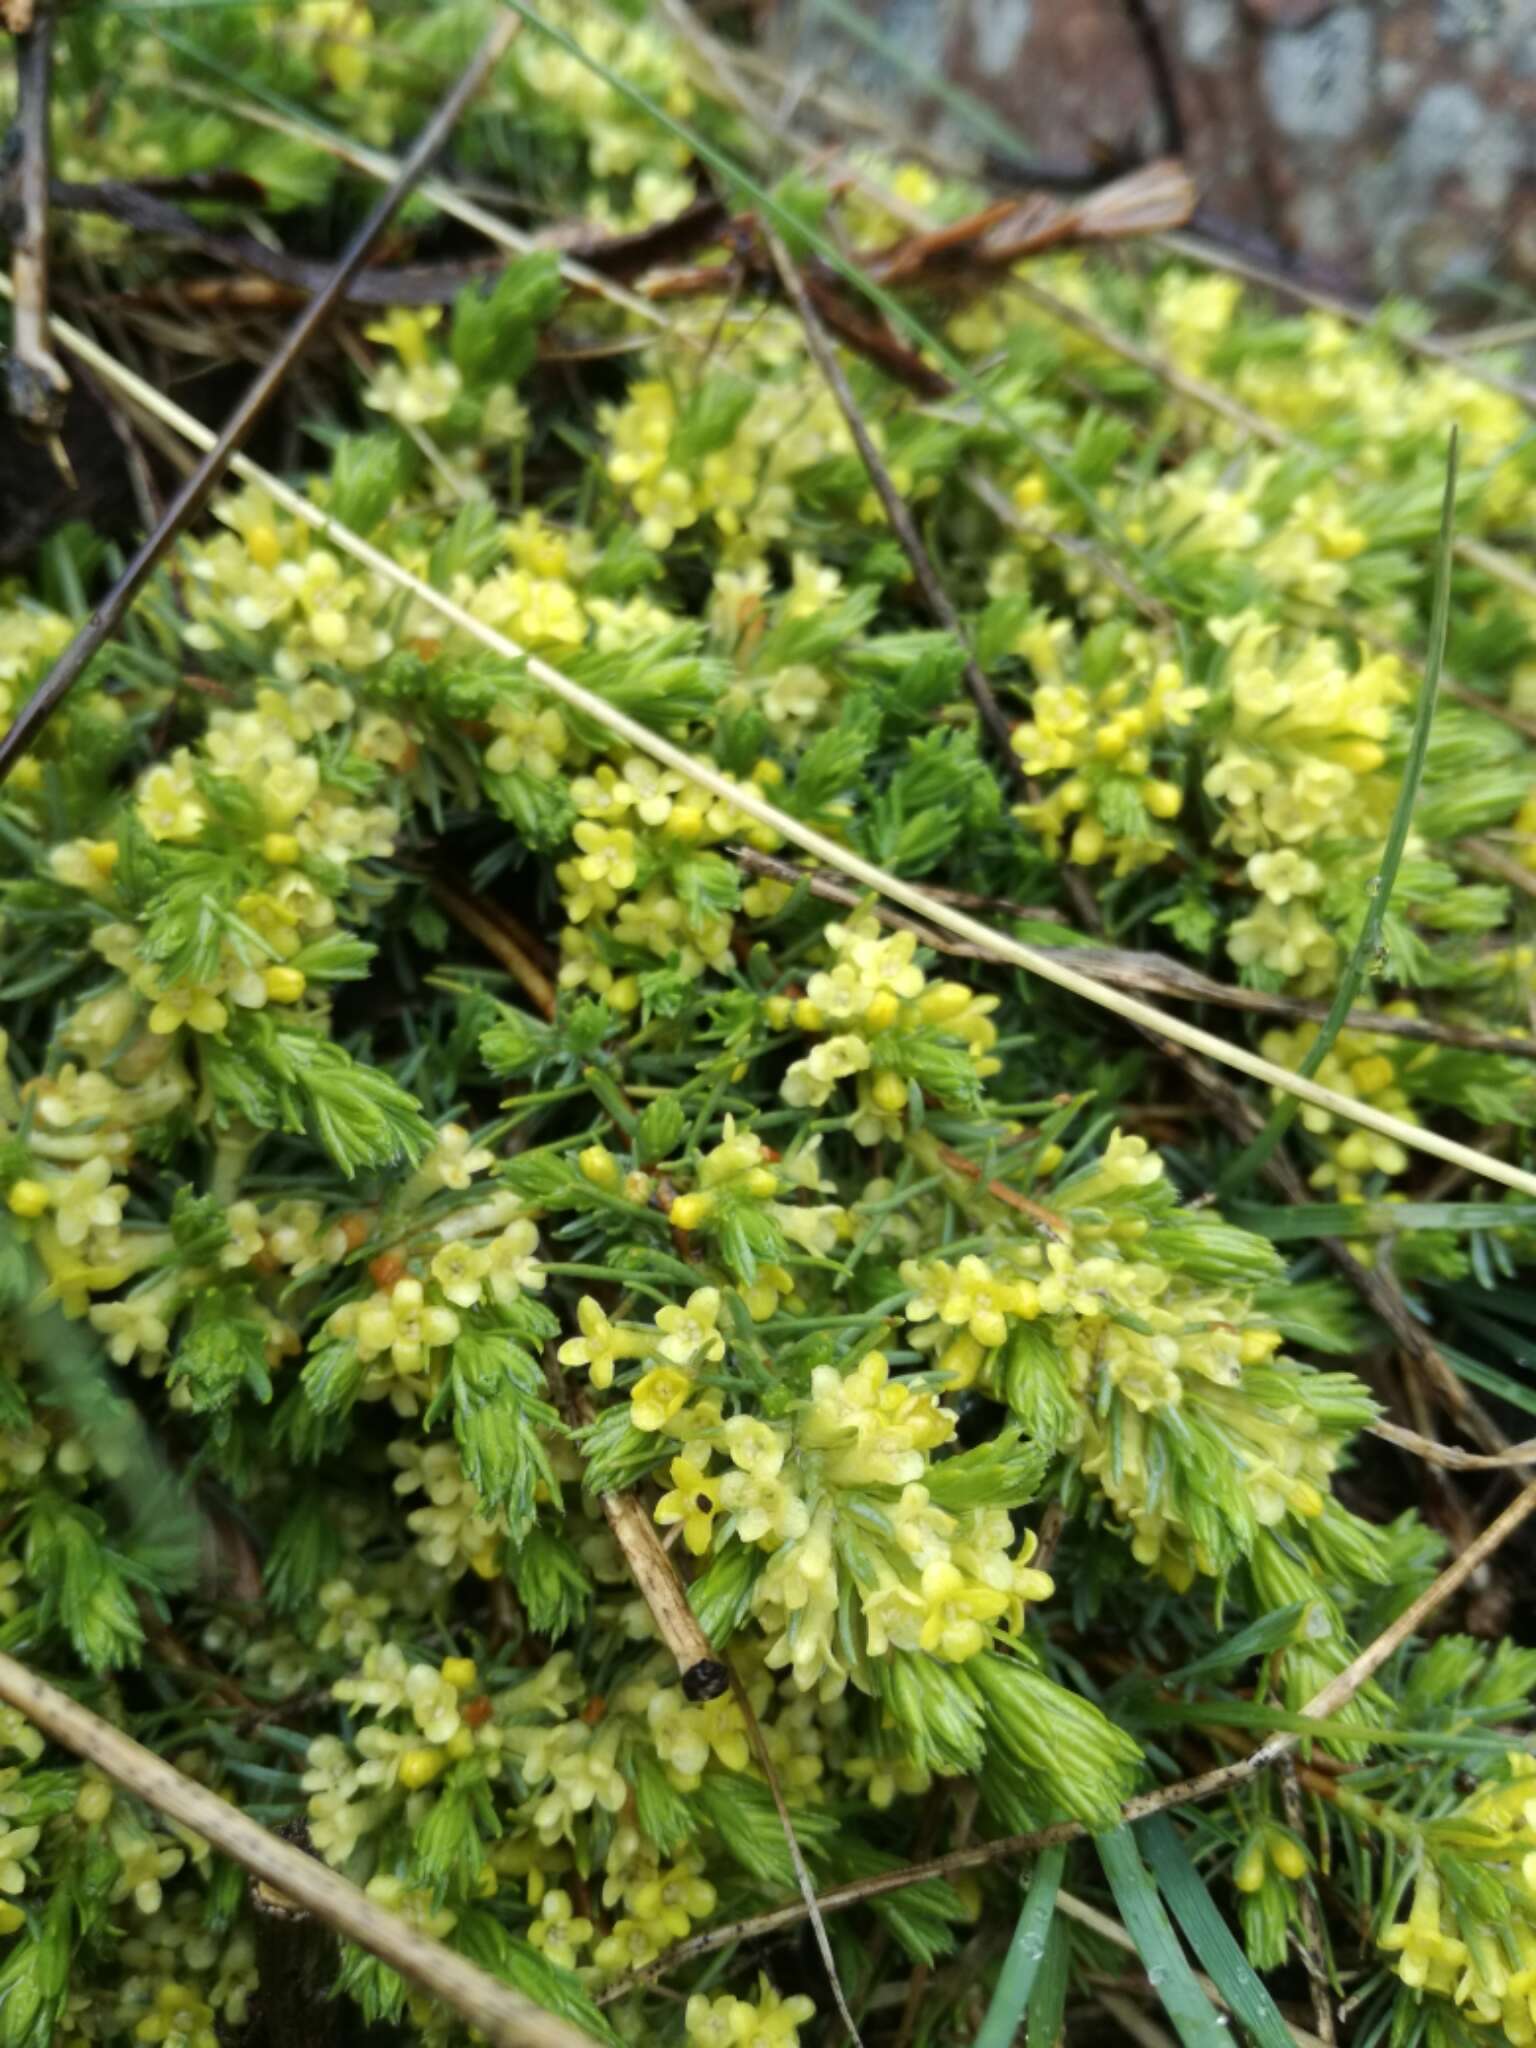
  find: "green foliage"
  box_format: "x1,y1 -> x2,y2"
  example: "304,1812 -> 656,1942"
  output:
10,9 -> 1536,2045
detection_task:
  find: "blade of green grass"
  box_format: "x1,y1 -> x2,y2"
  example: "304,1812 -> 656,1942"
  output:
1026,1915 -> 1071,2048
1218,429 -> 1460,1197
1138,1816 -> 1303,2048
1159,1604 -> 1307,1685
973,1847 -> 1065,2048
1096,1826 -> 1231,2048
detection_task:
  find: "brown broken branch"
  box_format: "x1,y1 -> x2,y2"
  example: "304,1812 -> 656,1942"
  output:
5,1 -> 71,458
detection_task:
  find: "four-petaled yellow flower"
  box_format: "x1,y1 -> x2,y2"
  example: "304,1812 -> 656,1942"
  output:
655,1456 -> 721,1555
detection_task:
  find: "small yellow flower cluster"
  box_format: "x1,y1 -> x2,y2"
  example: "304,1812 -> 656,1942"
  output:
1203,614 -> 1408,988
388,1441 -> 504,1581
362,306 -> 464,429
518,4 -> 697,228
556,753 -> 778,1002
1377,1796 -> 1536,2047
183,488 -> 394,683
0,590 -> 73,754
686,1978 -> 816,2048
303,1646 -> 519,1864
322,1174 -> 539,1413
1258,1021 -> 1419,1198
601,324 -> 856,558
636,1346 -> 1052,1694
896,1132 -> 1348,1587
771,914 -> 999,1144
1008,615 -> 1205,872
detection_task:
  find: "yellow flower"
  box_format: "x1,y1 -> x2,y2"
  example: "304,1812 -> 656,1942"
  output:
653,1287 -> 725,1368
630,1367 -> 694,1433
146,982 -> 228,1037
136,756 -> 206,843
655,1457 -> 721,1555
557,1296 -> 645,1391
917,1562 -> 1010,1661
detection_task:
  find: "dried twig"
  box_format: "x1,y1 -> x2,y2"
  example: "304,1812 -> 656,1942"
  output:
930,1138 -> 1069,1240
5,0 -> 71,456
759,219 -> 1105,931
50,178 -> 727,309
1120,0 -> 1184,156
599,1488 -> 727,1702
728,1663 -> 864,2044
432,879 -> 558,1022
1279,1754 -> 1336,2047
551,1371 -> 727,1703
1460,835 -> 1536,899
159,67 -> 685,339
606,1479 -> 1536,1991
0,1650 -> 596,2048
0,5 -> 521,783
1370,1418 -> 1536,1471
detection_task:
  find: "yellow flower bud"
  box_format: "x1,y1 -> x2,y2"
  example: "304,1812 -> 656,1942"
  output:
920,982 -> 974,1023
1270,1833 -> 1308,1881
75,1777 -> 113,1824
440,1657 -> 478,1691
578,1145 -> 621,1189
1037,1143 -> 1064,1174
871,1071 -> 909,1114
474,1864 -> 498,1898
1234,1839 -> 1267,1893
445,1728 -> 476,1761
9,759 -> 41,793
793,998 -> 824,1033
1334,740 -> 1383,774
263,965 -> 307,1004
246,522 -> 283,570
1142,779 -> 1183,820
864,990 -> 901,1032
1070,817 -> 1105,864
1349,1055 -> 1394,1097
7,1179 -> 50,1219
665,805 -> 705,840
469,1543 -> 501,1580
0,1904 -> 22,1936
86,840 -> 120,876
398,1747 -> 446,1790
262,832 -> 301,866
668,1191 -> 712,1232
